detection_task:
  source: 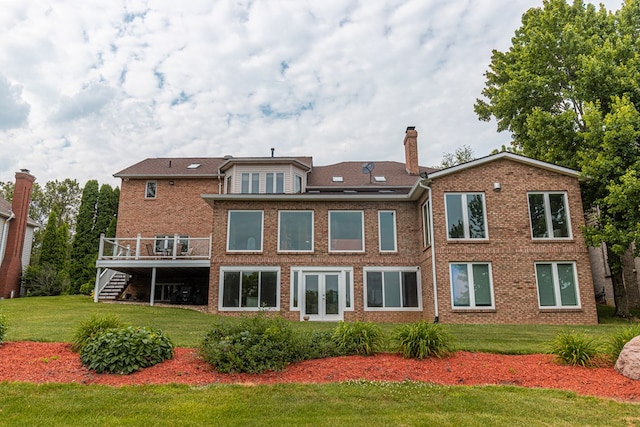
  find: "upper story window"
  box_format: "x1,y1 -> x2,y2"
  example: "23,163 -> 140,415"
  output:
145,181 -> 157,199
227,210 -> 263,251
241,173 -> 260,194
535,262 -> 580,308
378,211 -> 397,252
329,211 -> 364,252
450,262 -> 494,309
266,172 -> 284,194
279,211 -> 313,252
445,193 -> 487,240
528,192 -> 571,239
294,175 -> 303,193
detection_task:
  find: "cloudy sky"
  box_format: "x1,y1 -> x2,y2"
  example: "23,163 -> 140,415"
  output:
0,0 -> 623,187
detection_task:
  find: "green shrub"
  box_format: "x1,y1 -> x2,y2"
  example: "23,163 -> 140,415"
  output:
71,313 -> 124,352
22,264 -> 68,296
605,324 -> 640,363
394,321 -> 454,359
548,330 -> 600,367
0,312 -> 7,345
331,321 -> 384,356
80,326 -> 174,374
300,330 -> 344,359
200,314 -> 303,373
78,282 -> 94,296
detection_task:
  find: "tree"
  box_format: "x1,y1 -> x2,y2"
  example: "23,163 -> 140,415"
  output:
439,145 -> 475,168
69,180 -> 100,293
475,0 -> 640,317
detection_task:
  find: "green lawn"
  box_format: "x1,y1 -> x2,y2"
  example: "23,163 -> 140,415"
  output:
1,295 -> 639,426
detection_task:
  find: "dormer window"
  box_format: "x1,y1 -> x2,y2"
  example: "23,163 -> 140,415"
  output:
241,173 -> 260,194
266,172 -> 284,194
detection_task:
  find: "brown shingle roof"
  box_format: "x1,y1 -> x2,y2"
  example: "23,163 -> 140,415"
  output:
114,158 -> 227,178
307,161 -> 437,188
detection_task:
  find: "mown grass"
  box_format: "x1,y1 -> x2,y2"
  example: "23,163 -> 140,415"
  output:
1,382 -> 638,427
1,296 -> 640,425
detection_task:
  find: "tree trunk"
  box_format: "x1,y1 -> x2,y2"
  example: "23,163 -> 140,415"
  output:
609,246 -> 631,318
622,245 -> 640,310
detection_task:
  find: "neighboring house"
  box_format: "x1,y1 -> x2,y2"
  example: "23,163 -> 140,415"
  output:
0,170 -> 37,299
96,127 -> 597,324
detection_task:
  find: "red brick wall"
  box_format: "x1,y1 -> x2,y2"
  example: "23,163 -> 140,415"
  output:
207,199 -> 428,323
425,158 -> 597,325
116,178 -> 219,239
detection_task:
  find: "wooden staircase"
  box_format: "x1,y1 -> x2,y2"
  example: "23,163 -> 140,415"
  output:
98,271 -> 128,301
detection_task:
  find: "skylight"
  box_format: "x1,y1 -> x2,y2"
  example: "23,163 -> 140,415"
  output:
374,176 -> 386,182
187,163 -> 201,169
332,176 -> 343,182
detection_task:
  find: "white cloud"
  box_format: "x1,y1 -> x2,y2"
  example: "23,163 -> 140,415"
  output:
0,0 -> 625,186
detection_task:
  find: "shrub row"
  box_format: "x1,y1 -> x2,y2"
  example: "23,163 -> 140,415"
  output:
73,314 -> 174,374
548,326 -> 640,367
0,312 -> 7,345
200,316 -> 454,374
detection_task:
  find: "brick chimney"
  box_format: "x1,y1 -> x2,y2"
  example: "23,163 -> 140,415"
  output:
404,126 -> 419,175
0,170 -> 35,298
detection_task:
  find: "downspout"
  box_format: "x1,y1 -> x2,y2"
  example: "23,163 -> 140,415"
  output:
418,179 -> 438,323
0,210 -> 16,265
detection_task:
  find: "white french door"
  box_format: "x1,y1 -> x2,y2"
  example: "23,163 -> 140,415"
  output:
302,272 -> 342,321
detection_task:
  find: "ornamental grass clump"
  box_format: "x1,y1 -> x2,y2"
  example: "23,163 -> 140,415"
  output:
394,321 -> 454,359
0,312 -> 7,345
548,330 -> 600,367
71,313 -> 124,352
80,326 -> 174,374
200,314 -> 303,373
331,321 -> 384,356
605,324 -> 640,363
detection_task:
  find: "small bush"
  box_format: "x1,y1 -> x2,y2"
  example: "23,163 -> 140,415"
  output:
605,324 -> 640,363
80,326 -> 174,374
0,313 -> 7,345
394,321 -> 454,359
548,330 -> 600,367
71,313 -> 124,352
78,282 -> 94,296
332,321 -> 384,356
22,264 -> 68,296
200,314 -> 302,373
300,330 -> 343,359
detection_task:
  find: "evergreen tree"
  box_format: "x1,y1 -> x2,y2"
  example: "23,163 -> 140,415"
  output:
69,180 -> 99,293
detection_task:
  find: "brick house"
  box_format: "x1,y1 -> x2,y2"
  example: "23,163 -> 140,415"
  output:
96,127 -> 597,324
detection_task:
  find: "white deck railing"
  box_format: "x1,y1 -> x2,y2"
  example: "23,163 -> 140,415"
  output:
97,233 -> 212,260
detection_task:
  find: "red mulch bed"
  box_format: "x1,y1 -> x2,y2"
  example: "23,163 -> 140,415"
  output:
1,342 -> 639,402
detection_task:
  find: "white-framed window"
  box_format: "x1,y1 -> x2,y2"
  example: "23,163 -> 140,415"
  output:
450,263 -> 494,309
378,211 -> 397,252
445,193 -> 487,240
422,201 -> 431,247
241,172 -> 260,194
227,210 -> 263,251
145,181 -> 157,199
219,267 -> 279,310
294,175 -> 303,193
278,211 -> 313,252
225,175 -> 232,194
266,172 -> 284,194
329,211 -> 364,252
528,192 -> 571,239
290,266 -> 353,311
364,267 -> 421,310
535,262 -> 580,308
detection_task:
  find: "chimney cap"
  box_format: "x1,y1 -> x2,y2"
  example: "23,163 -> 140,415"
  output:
406,126 -> 416,132
19,169 -> 30,173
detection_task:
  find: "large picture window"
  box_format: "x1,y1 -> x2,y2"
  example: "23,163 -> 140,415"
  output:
535,262 -> 580,308
241,172 -> 260,194
227,211 -> 263,251
329,211 -> 364,252
364,268 -> 420,310
220,268 -> 279,310
279,211 -> 313,252
450,263 -> 494,308
528,192 -> 571,239
378,211 -> 397,252
445,193 -> 487,239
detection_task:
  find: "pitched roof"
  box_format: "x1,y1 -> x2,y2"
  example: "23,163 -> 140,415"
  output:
114,158 -> 227,178
0,197 -> 39,227
307,161 -> 436,189
427,151 -> 583,180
